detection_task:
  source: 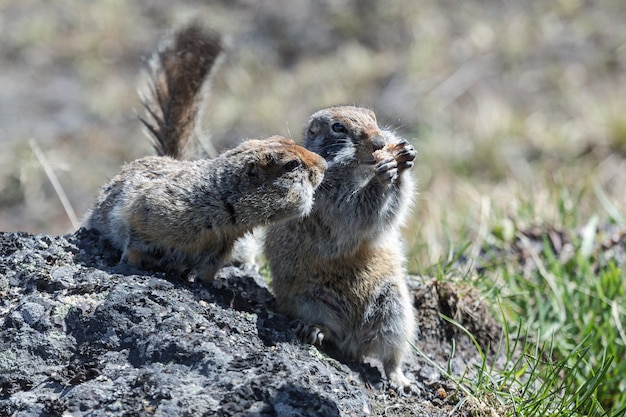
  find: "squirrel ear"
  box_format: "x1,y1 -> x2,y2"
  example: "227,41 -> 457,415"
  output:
245,161 -> 258,177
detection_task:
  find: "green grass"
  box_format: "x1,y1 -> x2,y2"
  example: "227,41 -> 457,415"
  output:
498,233 -> 626,414
425,319 -> 623,416
412,181 -> 626,416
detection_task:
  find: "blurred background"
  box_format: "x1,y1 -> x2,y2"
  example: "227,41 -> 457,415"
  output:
1,0 -> 625,268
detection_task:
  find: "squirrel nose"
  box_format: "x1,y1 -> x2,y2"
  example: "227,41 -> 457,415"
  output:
372,135 -> 386,151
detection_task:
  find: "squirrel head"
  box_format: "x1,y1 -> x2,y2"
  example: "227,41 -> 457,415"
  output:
304,106 -> 390,167
220,136 -> 326,225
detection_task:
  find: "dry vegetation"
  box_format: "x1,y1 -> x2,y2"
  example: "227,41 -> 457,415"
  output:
1,1 -> 624,265
1,0 -> 625,415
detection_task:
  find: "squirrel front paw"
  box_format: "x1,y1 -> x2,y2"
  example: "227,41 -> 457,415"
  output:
394,140 -> 416,171
373,140 -> 416,185
374,157 -> 400,185
292,320 -> 325,345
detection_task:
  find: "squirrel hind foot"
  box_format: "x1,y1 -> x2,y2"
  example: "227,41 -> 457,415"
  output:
384,357 -> 420,396
387,371 -> 421,397
123,248 -> 143,267
122,246 -> 164,271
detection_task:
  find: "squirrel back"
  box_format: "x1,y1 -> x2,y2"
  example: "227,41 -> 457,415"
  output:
139,23 -> 223,160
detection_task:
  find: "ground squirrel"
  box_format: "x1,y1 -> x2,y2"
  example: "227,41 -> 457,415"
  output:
265,106 -> 417,392
83,24 -> 327,282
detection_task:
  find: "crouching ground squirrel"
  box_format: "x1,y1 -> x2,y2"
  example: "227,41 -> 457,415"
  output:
265,106 -> 418,393
83,24 -> 327,282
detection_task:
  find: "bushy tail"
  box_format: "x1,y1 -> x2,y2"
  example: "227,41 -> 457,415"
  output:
139,23 -> 223,160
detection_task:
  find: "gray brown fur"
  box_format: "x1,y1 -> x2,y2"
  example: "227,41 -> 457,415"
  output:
84,24 -> 327,281
139,23 -> 223,160
265,106 -> 417,392
85,136 -> 326,282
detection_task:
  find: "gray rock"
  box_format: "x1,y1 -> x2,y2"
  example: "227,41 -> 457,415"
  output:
0,229 -> 486,416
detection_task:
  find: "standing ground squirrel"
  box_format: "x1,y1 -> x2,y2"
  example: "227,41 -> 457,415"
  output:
83,24 -> 327,282
265,106 -> 417,392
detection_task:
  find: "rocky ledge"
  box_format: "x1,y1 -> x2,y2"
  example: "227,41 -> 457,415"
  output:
0,230 -> 499,416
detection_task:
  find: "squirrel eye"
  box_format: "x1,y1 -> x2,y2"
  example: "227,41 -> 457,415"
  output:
283,159 -> 300,172
331,122 -> 347,133
245,161 -> 259,177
